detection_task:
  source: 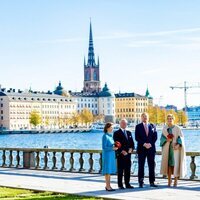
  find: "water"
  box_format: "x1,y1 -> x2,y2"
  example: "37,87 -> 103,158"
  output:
0,129 -> 199,178
0,129 -> 199,152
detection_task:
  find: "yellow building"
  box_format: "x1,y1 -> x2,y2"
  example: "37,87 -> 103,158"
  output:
115,89 -> 153,123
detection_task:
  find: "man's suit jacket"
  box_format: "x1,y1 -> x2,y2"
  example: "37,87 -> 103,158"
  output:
113,129 -> 135,157
135,123 -> 157,154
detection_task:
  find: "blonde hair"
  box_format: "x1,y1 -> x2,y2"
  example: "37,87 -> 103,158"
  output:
167,114 -> 175,120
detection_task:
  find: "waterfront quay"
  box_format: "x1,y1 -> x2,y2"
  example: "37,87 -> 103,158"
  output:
0,168 -> 199,200
0,147 -> 199,199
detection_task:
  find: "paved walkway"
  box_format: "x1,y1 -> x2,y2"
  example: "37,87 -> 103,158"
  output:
0,168 -> 199,200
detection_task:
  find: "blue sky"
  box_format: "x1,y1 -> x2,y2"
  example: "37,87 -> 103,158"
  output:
0,0 -> 200,108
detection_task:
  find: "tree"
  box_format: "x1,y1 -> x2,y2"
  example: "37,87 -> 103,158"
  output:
29,110 -> 41,127
80,108 -> 94,126
148,106 -> 188,125
148,106 -> 157,124
70,112 -> 81,126
93,114 -> 104,123
177,110 -> 188,126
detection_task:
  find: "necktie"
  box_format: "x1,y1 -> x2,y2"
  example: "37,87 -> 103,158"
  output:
124,130 -> 128,139
144,124 -> 148,136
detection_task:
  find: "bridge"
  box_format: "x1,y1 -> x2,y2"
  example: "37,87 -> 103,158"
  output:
0,147 -> 199,199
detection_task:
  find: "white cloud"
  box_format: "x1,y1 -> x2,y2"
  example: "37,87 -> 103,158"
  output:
127,40 -> 163,48
36,27 -> 200,45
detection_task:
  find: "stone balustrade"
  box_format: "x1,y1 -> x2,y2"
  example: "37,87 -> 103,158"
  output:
0,147 -> 199,180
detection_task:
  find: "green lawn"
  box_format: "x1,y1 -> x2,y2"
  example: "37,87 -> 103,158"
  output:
0,187 -> 103,200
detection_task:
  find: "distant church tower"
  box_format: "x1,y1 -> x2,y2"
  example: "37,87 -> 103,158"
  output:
83,21 -> 101,93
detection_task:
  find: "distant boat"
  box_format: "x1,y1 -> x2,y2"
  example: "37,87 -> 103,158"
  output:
91,123 -> 120,131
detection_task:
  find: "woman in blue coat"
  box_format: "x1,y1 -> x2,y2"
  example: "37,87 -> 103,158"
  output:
102,122 -> 117,191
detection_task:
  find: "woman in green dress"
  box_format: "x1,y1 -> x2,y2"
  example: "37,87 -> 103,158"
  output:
160,114 -> 186,187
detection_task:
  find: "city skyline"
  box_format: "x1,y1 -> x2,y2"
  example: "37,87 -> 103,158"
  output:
0,1 -> 200,108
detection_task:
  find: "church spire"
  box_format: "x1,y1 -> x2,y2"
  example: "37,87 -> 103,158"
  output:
83,21 -> 101,93
84,56 -> 86,66
87,21 -> 96,67
145,86 -> 150,97
97,55 -> 100,66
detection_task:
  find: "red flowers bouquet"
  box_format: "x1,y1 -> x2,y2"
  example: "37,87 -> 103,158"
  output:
167,128 -> 174,139
167,133 -> 174,139
114,141 -> 121,148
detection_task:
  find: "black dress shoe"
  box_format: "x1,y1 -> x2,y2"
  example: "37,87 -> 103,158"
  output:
150,183 -> 158,187
105,187 -> 115,191
126,185 -> 134,189
118,186 -> 125,190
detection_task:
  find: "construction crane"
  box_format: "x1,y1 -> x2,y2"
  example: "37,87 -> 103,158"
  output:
170,81 -> 200,113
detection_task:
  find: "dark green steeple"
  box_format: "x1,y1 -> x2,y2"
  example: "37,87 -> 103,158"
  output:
87,21 -> 97,67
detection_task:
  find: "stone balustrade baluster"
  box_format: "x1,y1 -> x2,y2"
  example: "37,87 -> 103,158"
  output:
16,150 -> 21,168
70,152 -> 75,172
88,153 -> 94,173
52,152 -> 57,170
99,153 -> 102,173
43,151 -> 49,170
35,151 -> 40,169
9,150 -> 14,167
0,148 -> 199,181
190,156 -> 198,179
2,150 -> 7,167
79,152 -> 85,172
60,152 -> 66,171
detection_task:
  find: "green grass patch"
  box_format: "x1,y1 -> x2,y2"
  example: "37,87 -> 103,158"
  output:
0,187 -> 103,200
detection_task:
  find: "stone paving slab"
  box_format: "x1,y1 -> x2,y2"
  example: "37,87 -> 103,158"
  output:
0,168 -> 199,200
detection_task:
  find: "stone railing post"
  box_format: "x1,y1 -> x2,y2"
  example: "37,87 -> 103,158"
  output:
79,152 -> 85,172
2,150 -> 7,167
70,152 -> 75,171
16,150 -> 21,168
43,151 -> 49,170
23,151 -> 35,169
190,156 -> 198,179
88,153 -> 94,173
52,152 -> 57,170
9,150 -> 14,167
60,152 -> 66,171
99,153 -> 102,173
35,151 -> 40,169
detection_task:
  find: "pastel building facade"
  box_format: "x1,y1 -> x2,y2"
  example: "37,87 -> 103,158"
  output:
115,88 -> 153,123
0,88 -> 76,130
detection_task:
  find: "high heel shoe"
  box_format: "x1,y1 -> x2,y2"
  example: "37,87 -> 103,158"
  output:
173,178 -> 178,187
105,187 -> 115,191
168,179 -> 172,187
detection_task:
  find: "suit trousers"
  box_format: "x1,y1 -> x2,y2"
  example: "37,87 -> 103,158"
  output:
117,154 -> 131,187
138,148 -> 155,184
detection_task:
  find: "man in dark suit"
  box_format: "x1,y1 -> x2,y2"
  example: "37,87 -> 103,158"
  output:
113,119 -> 135,189
135,112 -> 158,188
